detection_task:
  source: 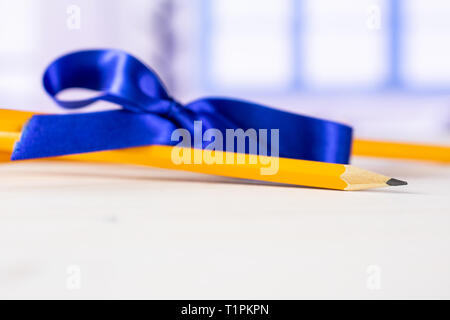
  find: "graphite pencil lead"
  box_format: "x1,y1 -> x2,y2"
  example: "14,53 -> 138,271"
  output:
386,178 -> 408,186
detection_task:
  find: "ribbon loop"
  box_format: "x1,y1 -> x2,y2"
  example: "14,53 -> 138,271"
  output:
43,49 -> 172,113
12,49 -> 353,164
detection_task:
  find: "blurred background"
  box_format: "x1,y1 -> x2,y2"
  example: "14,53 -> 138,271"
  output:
0,0 -> 449,143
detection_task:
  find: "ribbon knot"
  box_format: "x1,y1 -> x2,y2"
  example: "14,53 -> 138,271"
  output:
12,49 -> 353,164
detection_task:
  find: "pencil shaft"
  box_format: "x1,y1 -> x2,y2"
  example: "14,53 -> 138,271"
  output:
0,133 -> 349,190
64,146 -> 349,190
0,130 -> 351,189
353,139 -> 450,163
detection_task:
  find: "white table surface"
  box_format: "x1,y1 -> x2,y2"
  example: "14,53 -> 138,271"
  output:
0,157 -> 449,299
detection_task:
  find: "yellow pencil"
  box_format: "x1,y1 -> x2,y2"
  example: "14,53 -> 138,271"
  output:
0,109 -> 448,163
0,130 -> 405,191
353,139 -> 450,163
0,109 -> 408,190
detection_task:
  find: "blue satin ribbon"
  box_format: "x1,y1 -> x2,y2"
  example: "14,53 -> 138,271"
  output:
11,49 -> 353,164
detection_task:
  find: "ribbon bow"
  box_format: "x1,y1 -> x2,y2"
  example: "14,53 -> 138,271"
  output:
11,49 -> 352,164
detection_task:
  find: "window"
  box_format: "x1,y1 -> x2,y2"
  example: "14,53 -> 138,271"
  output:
201,0 -> 450,94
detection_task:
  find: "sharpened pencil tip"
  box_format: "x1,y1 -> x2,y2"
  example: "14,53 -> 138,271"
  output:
386,178 -> 408,186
